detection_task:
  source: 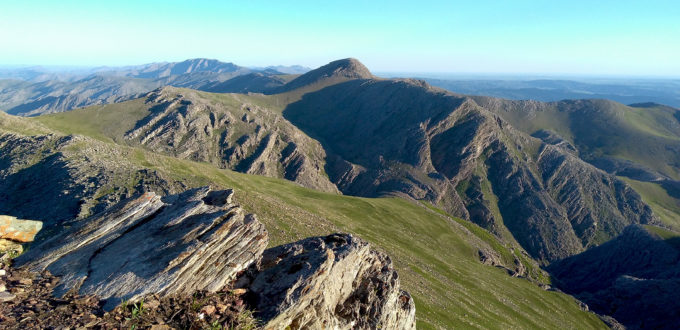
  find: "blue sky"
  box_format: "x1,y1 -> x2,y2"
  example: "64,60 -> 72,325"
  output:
1,0 -> 678,76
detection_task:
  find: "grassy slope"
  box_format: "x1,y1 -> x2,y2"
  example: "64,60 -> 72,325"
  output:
621,178 -> 680,230
17,98 -> 607,328
485,100 -> 680,180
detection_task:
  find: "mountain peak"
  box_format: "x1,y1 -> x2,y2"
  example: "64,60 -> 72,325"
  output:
277,58 -> 373,92
318,58 -> 372,79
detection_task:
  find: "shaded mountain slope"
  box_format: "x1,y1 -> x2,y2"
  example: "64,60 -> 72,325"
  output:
0,112 -> 606,329
549,225 -> 680,329
281,69 -> 657,261
199,72 -> 292,93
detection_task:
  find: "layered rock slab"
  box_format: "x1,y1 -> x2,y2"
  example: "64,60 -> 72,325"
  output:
15,186 -> 268,310
247,233 -> 416,330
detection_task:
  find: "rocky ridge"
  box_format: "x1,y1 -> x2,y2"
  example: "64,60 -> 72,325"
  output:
281,70 -> 657,261
16,187 -> 268,310
8,187 -> 415,329
123,87 -> 338,193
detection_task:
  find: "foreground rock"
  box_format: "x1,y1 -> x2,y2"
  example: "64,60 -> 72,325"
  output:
0,215 -> 42,243
15,186 -> 269,310
9,187 -> 416,329
246,233 -> 416,330
0,263 -> 257,329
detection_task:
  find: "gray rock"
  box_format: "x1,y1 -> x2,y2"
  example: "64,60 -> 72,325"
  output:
0,291 -> 15,302
249,233 -> 416,330
15,187 -> 268,310
0,215 -> 42,242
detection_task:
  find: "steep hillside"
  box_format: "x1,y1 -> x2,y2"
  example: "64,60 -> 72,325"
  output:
472,97 -> 680,182
30,60 -> 661,263
549,224 -> 680,329
280,62 -> 657,262
274,58 -> 374,93
35,87 -> 338,193
0,112 -> 606,329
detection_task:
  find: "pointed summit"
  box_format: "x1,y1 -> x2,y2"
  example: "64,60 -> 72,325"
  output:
278,58 -> 373,92
314,58 -> 373,80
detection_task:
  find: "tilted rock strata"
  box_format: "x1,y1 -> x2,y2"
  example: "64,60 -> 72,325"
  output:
15,187 -> 269,310
248,233 -> 416,330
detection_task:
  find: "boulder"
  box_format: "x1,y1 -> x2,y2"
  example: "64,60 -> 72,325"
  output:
248,233 -> 416,330
15,187 -> 268,310
0,215 -> 42,243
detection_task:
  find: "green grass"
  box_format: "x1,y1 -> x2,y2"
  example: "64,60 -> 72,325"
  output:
3,101 -> 608,328
621,178 -> 680,230
34,97 -> 151,143
130,149 -> 604,329
480,99 -> 680,180
643,225 -> 680,250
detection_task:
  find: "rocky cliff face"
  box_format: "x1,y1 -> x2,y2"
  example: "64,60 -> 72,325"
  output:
123,87 -> 338,193
282,72 -> 656,261
246,233 -> 415,329
12,187 -> 415,328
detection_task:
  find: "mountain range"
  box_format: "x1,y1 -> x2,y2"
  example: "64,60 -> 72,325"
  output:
0,59 -> 303,116
2,57 -> 680,328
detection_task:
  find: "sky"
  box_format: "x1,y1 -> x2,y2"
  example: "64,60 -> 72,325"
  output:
1,0 -> 679,76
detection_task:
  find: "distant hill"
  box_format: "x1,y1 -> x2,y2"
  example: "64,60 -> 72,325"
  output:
263,65 -> 310,74
0,59 -> 265,116
199,72 -> 294,93
423,78 -> 680,108
102,58 -> 249,78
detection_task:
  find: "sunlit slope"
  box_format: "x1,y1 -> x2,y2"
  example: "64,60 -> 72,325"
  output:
473,97 -> 680,180
0,112 -> 607,328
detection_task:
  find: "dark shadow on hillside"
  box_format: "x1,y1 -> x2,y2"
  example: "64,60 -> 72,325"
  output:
0,153 -> 85,227
7,96 -> 63,116
661,180 -> 680,200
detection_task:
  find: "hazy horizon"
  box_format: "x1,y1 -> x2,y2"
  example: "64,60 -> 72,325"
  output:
1,1 -> 679,77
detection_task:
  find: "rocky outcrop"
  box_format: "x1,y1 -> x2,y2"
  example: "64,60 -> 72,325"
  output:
11,187 -> 415,328
123,87 -> 338,193
245,233 -> 416,330
15,187 -> 269,310
0,215 -> 42,242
